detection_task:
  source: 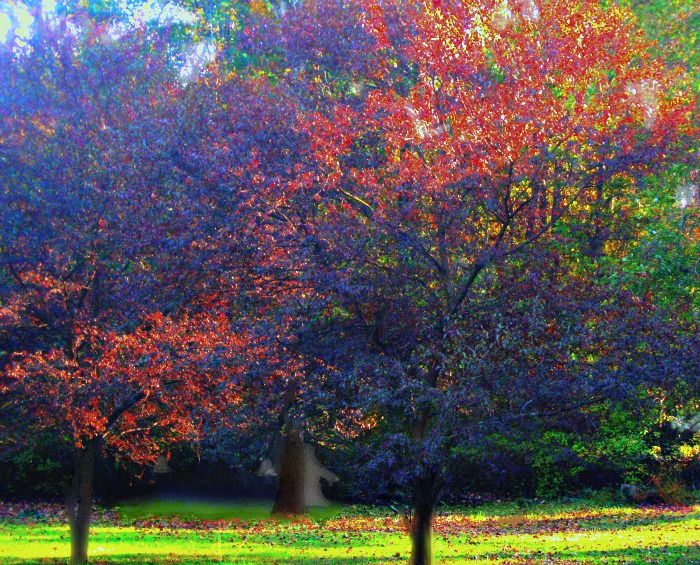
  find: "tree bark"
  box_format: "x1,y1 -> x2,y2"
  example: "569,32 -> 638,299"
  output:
408,471 -> 441,565
271,370 -> 307,516
66,438 -> 98,565
271,429 -> 307,515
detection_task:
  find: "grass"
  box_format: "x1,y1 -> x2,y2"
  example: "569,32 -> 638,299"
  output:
115,498 -> 274,523
114,498 -> 343,524
1,497 -> 700,564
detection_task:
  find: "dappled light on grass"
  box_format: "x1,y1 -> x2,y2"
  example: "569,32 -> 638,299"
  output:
1,502 -> 700,563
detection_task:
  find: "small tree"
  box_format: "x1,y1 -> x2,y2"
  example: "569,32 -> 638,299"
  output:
2,312 -> 245,563
0,16 -> 248,564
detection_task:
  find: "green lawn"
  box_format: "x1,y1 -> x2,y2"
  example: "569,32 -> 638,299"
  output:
1,499 -> 699,564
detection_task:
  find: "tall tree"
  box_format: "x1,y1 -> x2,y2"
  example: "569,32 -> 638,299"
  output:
163,70 -> 323,514
243,0 -> 698,562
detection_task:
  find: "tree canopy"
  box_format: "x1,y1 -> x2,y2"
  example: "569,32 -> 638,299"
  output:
0,1 -> 698,564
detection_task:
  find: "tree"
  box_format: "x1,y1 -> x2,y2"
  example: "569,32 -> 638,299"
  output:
3,314 -> 244,562
163,69 -> 328,515
619,0 -> 700,80
606,0 -> 700,472
0,16 -> 249,564
242,0 -> 698,562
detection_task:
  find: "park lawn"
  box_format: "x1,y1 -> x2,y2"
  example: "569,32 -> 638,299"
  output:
116,499 -> 279,523
0,500 -> 699,564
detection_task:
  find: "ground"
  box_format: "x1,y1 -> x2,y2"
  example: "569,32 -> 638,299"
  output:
0,498 -> 699,563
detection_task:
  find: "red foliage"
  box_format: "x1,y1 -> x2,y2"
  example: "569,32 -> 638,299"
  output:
4,312 -> 249,458
0,1 -> 697,563
238,1 -> 697,562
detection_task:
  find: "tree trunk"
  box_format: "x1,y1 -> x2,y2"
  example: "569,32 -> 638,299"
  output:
66,439 -> 98,565
408,472 -> 441,565
271,430 -> 307,515
271,373 -> 306,516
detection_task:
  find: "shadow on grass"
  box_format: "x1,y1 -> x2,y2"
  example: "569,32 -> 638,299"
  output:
0,556 -> 403,564
115,498 -> 344,525
438,543 -> 700,564
444,508 -> 700,538
4,545 -> 700,564
540,510 -> 698,533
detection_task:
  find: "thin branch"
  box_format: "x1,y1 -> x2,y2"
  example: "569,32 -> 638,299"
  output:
517,396 -> 605,418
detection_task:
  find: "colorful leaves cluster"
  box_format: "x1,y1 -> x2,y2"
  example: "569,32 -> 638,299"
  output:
1,0 -> 699,563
